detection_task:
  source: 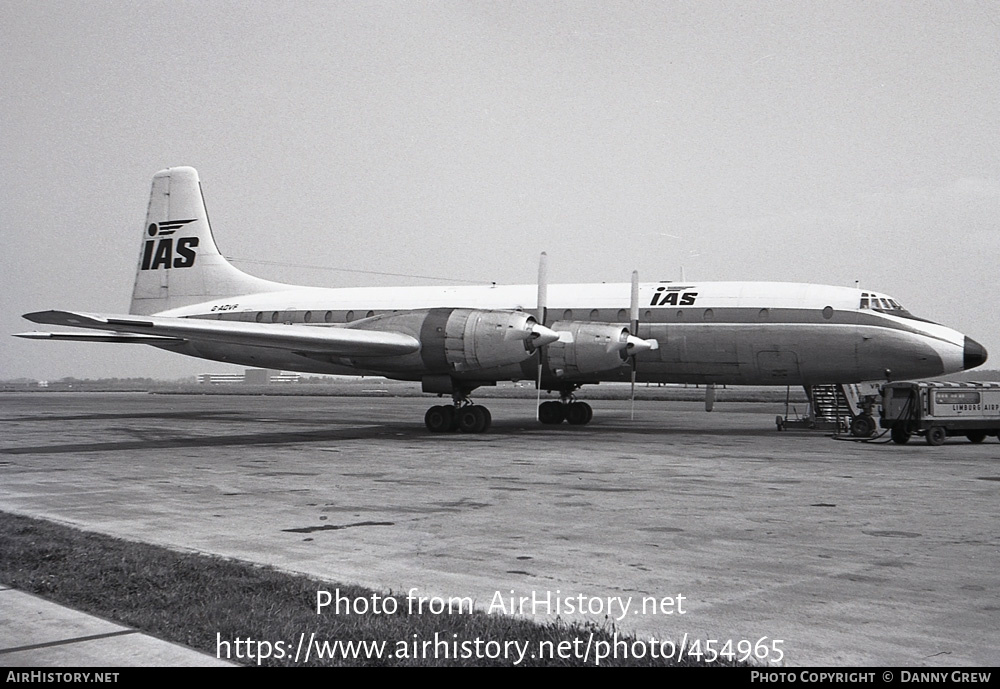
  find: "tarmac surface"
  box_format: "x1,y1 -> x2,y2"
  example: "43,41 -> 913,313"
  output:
1,391 -> 998,666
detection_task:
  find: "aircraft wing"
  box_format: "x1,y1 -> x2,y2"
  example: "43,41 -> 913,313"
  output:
20,310 -> 421,357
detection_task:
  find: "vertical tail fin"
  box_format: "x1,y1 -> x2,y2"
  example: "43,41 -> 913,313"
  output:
129,167 -> 286,315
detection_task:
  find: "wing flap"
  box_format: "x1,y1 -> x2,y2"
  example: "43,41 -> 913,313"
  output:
22,310 -> 420,357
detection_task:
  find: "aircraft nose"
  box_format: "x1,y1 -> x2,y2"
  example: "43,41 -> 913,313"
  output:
964,337 -> 988,370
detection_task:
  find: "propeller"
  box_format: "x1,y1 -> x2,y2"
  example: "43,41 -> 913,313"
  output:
536,252 -> 548,421
628,270 -> 659,420
630,271 -> 639,420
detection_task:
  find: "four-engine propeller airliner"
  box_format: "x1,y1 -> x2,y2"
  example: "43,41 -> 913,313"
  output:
17,167 -> 988,433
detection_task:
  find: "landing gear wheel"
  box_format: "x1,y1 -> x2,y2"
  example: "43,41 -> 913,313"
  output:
925,426 -> 947,446
890,427 -> 911,445
457,405 -> 490,434
476,406 -> 492,433
538,401 -> 565,425
425,405 -> 455,433
967,431 -> 987,444
850,415 -> 876,438
566,402 -> 593,425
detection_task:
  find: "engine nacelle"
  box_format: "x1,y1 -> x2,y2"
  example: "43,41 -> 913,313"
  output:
444,308 -> 556,371
545,320 -> 634,378
348,307 -> 558,374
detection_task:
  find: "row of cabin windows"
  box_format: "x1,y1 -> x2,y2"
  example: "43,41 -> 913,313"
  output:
554,308 -> 832,321
254,310 -> 377,324
243,307 -> 834,324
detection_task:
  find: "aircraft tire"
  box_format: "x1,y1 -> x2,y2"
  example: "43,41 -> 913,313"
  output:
477,406 -> 492,433
565,402 -> 594,426
966,431 -> 987,444
850,415 -> 876,438
925,426 -> 947,446
538,401 -> 565,425
425,405 -> 454,433
890,427 -> 910,445
566,402 -> 592,425
457,406 -> 489,434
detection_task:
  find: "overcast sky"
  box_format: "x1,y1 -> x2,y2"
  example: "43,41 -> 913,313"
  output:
2,0 -> 998,380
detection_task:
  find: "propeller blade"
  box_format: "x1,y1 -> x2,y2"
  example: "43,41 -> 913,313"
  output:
630,363 -> 637,421
536,252 -> 548,422
630,270 -> 639,330
630,270 -> 639,421
537,252 -> 548,325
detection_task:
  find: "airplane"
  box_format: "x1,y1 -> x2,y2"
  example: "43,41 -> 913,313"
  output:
17,166 -> 988,433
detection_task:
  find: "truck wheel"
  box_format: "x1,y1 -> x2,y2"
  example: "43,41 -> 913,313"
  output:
890,427 -> 910,445
925,426 -> 947,446
850,415 -> 876,438
966,431 -> 987,444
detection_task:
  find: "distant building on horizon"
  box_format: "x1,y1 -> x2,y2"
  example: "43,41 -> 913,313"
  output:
197,369 -> 300,385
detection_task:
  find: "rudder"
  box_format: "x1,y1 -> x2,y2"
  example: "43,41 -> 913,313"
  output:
130,167 -> 285,315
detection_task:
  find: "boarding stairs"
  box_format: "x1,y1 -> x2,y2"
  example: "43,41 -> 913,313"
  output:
777,383 -> 879,434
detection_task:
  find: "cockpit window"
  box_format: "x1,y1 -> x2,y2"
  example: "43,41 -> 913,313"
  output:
859,291 -> 932,322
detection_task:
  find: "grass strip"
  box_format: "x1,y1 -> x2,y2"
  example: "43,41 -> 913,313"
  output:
0,511 -> 740,667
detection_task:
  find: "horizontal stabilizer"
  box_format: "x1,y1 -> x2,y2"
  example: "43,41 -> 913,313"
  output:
22,310 -> 421,357
14,331 -> 184,344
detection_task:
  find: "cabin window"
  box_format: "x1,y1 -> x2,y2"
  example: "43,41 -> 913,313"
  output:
758,308 -> 769,320
562,309 -> 573,319
346,310 -> 355,321
366,310 -> 374,318
617,309 -> 627,320
822,306 -> 834,320
304,311 -> 312,323
324,311 -> 333,323
589,309 -> 600,320
703,309 -> 714,321
644,310 -> 652,321
255,312 -> 263,323
271,311 -> 279,323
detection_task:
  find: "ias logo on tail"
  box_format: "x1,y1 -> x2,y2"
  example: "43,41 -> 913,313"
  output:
141,220 -> 199,270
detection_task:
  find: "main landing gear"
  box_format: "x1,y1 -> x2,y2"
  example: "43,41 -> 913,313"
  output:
538,388 -> 593,426
423,388 -> 596,432
424,391 -> 492,434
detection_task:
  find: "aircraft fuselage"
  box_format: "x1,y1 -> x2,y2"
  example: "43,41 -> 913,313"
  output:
157,280 -> 976,388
